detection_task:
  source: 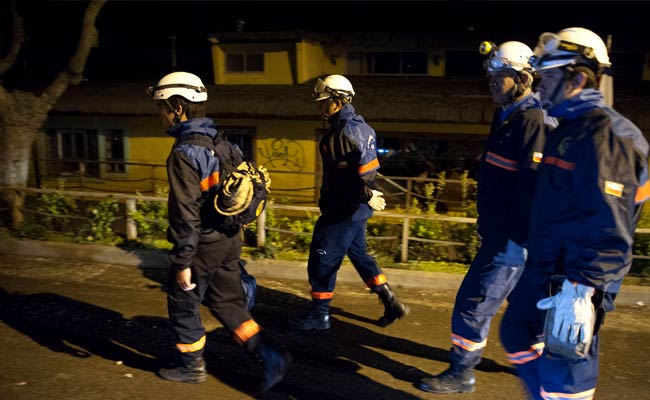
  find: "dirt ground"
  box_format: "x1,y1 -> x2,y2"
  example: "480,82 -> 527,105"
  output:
0,254 -> 649,400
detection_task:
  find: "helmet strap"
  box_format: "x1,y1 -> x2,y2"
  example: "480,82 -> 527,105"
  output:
542,68 -> 572,110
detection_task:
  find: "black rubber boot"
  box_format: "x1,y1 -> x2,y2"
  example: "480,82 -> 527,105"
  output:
374,283 -> 410,327
157,353 -> 207,384
247,333 -> 292,393
289,302 -> 330,332
415,365 -> 476,394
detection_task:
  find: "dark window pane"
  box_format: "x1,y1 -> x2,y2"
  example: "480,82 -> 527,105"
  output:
226,54 -> 244,72
402,52 -> 427,74
374,52 -> 400,74
446,51 -> 485,77
106,129 -> 125,173
246,54 -> 264,72
222,127 -> 254,160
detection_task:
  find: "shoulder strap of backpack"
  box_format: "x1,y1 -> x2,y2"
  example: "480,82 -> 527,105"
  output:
177,133 -> 217,152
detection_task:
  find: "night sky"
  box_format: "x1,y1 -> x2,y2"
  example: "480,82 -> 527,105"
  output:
1,0 -> 648,89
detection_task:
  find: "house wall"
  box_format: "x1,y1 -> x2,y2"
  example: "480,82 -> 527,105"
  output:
211,43 -> 296,85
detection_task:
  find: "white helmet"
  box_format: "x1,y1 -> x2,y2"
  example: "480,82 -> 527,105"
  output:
479,41 -> 533,73
530,27 -> 611,72
147,71 -> 208,102
313,74 -> 355,102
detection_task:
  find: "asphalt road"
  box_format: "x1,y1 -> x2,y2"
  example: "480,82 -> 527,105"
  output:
0,254 -> 649,400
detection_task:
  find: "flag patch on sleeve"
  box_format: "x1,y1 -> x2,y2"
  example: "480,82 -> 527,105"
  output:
604,181 -> 624,197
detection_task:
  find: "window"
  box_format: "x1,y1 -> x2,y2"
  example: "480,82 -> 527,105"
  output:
347,52 -> 427,75
45,128 -> 126,177
221,127 -> 255,161
105,129 -> 125,173
225,53 -> 264,73
376,134 -> 486,177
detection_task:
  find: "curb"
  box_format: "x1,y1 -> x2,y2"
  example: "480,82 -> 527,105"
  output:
1,236 -> 649,307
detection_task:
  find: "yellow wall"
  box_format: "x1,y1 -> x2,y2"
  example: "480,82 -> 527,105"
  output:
212,43 -> 295,85
296,40 -> 325,83
428,52 -> 446,77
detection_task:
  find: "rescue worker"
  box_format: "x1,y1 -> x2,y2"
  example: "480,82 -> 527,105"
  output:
500,27 -> 649,399
148,71 -> 290,392
290,74 -> 409,332
417,41 -> 549,394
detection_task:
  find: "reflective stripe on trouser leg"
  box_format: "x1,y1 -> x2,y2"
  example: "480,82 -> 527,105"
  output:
539,335 -> 599,400
176,335 -> 207,353
500,264 -> 548,400
450,236 -> 517,369
233,319 -> 262,346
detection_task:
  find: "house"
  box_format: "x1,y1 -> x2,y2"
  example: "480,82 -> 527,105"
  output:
38,30 -> 650,205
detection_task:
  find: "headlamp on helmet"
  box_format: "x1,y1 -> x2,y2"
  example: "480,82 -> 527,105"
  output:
480,41 -> 533,74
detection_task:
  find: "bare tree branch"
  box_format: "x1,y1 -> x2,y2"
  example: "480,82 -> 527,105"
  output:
41,0 -> 107,107
0,1 -> 26,78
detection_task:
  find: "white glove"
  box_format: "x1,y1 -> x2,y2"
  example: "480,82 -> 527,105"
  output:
537,279 -> 595,345
368,190 -> 386,211
493,239 -> 527,267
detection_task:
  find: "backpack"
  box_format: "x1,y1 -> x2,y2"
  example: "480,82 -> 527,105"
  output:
239,259 -> 257,310
179,133 -> 270,233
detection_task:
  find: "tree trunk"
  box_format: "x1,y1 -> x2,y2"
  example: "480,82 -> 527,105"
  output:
0,0 -> 106,230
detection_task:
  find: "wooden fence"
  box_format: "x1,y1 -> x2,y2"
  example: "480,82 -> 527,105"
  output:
4,187 -> 650,263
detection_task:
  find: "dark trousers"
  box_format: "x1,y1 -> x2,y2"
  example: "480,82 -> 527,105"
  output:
307,214 -> 383,301
450,234 -> 524,369
167,234 -> 251,353
501,264 -> 600,399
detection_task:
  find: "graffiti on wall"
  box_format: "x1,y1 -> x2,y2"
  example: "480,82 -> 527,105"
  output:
258,139 -> 306,171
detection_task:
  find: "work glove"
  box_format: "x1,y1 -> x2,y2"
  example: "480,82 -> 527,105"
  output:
537,279 -> 595,358
493,239 -> 527,267
368,190 -> 386,211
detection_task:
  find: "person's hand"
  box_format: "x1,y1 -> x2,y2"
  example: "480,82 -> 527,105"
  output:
368,190 -> 386,211
176,267 -> 196,291
537,279 -> 595,345
493,239 -> 527,267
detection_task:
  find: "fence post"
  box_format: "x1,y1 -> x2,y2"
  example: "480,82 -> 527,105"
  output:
405,179 -> 413,209
79,161 -> 85,189
257,207 -> 266,247
125,198 -> 138,241
401,216 -> 410,263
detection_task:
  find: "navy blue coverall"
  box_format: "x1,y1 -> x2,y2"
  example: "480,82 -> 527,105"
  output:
166,118 -> 261,358
500,89 -> 650,399
307,103 -> 388,306
449,94 -> 548,370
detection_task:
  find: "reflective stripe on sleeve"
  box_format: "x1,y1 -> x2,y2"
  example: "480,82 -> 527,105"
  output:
200,171 -> 220,192
486,151 -> 518,171
635,180 -> 650,204
544,156 -> 575,170
358,158 -> 380,174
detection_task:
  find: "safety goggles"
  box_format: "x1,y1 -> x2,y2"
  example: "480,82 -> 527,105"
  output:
312,78 -> 329,101
484,56 -> 526,73
146,83 -> 207,97
531,32 -> 594,63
